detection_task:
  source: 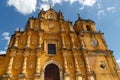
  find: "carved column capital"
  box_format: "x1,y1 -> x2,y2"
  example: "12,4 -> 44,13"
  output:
27,30 -> 32,35
24,50 -> 30,57
9,49 -> 16,57
36,51 -> 42,57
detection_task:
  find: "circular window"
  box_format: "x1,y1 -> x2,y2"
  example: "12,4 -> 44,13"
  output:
90,38 -> 98,46
100,61 -> 106,70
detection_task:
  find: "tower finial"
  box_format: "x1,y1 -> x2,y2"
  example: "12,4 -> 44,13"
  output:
17,28 -> 21,32
77,14 -> 81,19
50,3 -> 53,9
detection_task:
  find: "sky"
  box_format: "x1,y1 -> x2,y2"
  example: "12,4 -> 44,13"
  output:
0,0 -> 120,65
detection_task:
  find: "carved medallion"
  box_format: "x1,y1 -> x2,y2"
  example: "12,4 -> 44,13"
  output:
74,42 -> 79,47
48,24 -> 54,29
78,62 -> 84,68
68,62 -> 73,68
20,40 -> 25,45
31,39 -> 37,45
28,62 -> 35,69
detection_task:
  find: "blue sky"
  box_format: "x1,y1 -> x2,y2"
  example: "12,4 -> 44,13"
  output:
0,0 -> 120,65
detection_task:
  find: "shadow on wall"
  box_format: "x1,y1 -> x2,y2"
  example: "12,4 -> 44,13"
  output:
0,77 -> 2,80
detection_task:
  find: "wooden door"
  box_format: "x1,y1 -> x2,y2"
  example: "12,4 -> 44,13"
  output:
44,64 -> 60,80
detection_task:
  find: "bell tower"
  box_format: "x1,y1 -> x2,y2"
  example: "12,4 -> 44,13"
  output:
74,14 -> 107,50
74,15 -> 120,80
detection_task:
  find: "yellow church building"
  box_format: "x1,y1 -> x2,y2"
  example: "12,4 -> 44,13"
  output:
0,8 -> 120,80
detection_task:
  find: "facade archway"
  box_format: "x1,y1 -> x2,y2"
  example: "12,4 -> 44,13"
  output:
44,64 -> 60,80
42,60 -> 63,80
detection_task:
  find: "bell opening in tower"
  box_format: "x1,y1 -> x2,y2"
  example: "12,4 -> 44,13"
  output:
86,25 -> 91,31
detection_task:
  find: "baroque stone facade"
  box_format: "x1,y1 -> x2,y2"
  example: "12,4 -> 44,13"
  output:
0,8 -> 120,80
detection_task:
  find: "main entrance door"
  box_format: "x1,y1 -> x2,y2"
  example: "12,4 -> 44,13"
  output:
44,64 -> 60,80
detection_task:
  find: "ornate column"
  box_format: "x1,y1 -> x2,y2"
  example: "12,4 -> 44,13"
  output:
73,51 -> 81,74
37,32 -> 43,49
61,25 -> 65,31
30,19 -> 34,29
61,50 -> 68,74
35,50 -> 42,76
26,32 -> 31,48
61,33 -> 66,49
62,50 -> 76,80
70,33 -> 76,49
6,49 -> 16,76
20,50 -> 29,77
81,37 -> 86,49
30,22 -> 33,29
85,57 -> 95,80
13,34 -> 19,48
62,51 -> 70,80
85,57 -> 91,72
68,22 -> 74,32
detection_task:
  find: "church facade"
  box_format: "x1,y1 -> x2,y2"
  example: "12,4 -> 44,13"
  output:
0,8 -> 120,80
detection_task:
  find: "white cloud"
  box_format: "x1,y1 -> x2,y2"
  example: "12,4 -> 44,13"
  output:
117,58 -> 120,64
6,0 -> 97,15
70,0 -> 78,4
79,6 -> 84,10
39,0 -> 97,11
40,4 -> 50,11
96,0 -> 103,10
98,10 -> 105,18
97,6 -> 116,18
40,0 -> 62,10
6,0 -> 115,19
7,0 -> 37,15
0,51 -> 6,54
0,32 -> 10,53
66,0 -> 97,6
65,0 -> 96,6
41,0 -> 49,3
2,32 -> 10,41
2,32 -> 10,44
52,0 -> 62,5
82,0 -> 96,7
107,6 -> 115,13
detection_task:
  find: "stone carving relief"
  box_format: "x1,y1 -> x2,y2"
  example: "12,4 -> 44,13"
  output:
20,40 -> 25,45
48,24 -> 54,29
31,39 -> 37,45
14,62 -> 21,70
28,62 -> 35,69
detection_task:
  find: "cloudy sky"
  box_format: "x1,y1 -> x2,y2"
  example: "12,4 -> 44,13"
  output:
0,0 -> 120,65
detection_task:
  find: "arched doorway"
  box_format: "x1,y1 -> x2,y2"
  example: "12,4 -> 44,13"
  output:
44,64 -> 60,80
